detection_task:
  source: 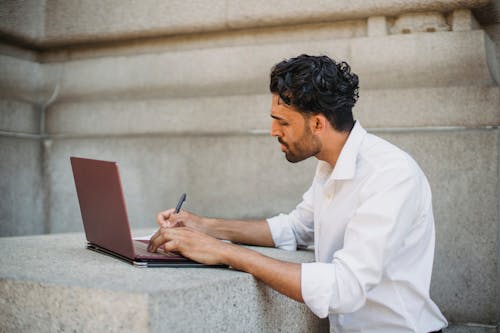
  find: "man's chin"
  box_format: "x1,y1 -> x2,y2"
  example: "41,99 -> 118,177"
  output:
285,153 -> 308,163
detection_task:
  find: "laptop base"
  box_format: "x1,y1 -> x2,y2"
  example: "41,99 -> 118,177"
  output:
86,243 -> 228,268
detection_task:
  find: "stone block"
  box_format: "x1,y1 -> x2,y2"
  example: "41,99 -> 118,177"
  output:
38,20 -> 366,63
0,231 -> 324,333
444,325 -> 498,333
390,12 -> 450,34
2,0 -> 494,47
0,137 -> 44,236
355,86 -> 500,128
226,0 -> 491,30
0,99 -> 40,134
44,86 -> 500,139
367,16 -> 388,37
375,128 -> 499,324
350,31 -> 499,90
43,0 -> 227,46
0,55 -> 40,102
0,54 -> 60,105
30,30 -> 497,102
0,280 -> 149,332
0,0 -> 45,43
46,95 -> 272,136
451,9 -> 480,32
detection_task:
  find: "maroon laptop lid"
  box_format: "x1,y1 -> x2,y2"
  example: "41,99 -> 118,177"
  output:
71,157 -> 135,259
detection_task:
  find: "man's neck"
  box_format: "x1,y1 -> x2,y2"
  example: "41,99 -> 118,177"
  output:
315,129 -> 351,168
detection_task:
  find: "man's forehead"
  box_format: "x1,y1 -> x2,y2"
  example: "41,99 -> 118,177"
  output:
271,95 -> 302,119
272,94 -> 290,107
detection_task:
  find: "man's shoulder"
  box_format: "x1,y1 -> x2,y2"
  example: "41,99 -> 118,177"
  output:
358,133 -> 420,176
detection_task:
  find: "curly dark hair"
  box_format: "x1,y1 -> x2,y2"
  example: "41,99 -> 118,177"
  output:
269,54 -> 359,132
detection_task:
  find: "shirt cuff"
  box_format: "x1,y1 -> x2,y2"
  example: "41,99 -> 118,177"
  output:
301,262 -> 338,318
266,214 -> 297,251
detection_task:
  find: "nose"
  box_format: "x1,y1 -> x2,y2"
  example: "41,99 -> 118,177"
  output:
270,120 -> 281,138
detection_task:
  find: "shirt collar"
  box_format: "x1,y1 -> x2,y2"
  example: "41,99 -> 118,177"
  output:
315,121 -> 367,182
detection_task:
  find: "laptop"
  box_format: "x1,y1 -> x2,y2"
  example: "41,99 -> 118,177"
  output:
70,156 -> 226,268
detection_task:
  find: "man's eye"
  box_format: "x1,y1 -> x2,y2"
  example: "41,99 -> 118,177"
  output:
280,121 -> 288,126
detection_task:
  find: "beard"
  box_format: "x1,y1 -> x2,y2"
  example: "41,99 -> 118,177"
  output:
279,124 -> 322,163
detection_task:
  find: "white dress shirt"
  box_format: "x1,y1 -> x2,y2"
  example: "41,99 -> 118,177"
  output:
267,121 -> 448,333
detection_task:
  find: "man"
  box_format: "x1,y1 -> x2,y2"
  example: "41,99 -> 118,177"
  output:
148,54 -> 448,333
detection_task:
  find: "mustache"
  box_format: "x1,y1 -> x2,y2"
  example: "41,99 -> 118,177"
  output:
277,137 -> 288,148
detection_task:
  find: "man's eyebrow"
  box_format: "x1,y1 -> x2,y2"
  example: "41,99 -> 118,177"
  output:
270,114 -> 283,120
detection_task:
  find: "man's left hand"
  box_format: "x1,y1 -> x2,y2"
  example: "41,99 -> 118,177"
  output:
148,227 -> 228,265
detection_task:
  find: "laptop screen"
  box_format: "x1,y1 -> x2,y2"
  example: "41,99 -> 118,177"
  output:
71,157 -> 135,259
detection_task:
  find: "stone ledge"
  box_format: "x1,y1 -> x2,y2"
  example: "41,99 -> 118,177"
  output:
1,30 -> 497,104
0,0 -> 494,47
0,230 -> 324,333
43,86 -> 500,137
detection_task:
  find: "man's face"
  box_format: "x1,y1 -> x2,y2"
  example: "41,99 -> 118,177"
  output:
270,94 -> 322,163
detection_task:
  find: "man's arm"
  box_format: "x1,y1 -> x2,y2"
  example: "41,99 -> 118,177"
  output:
155,209 -> 275,247
148,226 -> 303,302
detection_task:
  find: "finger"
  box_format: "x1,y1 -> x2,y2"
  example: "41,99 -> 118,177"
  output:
157,208 -> 175,227
148,227 -> 163,246
162,239 -> 182,253
148,227 -> 179,252
167,210 -> 187,228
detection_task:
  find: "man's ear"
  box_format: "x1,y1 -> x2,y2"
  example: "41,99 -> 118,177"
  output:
312,114 -> 327,133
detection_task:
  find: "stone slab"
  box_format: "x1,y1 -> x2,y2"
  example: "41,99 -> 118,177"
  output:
0,99 -> 40,134
444,325 -> 498,333
1,0 -> 494,46
43,30 -> 495,101
0,0 -> 45,44
44,86 -> 500,138
4,31 -> 496,101
0,230 -> 324,333
227,0 -> 492,30
0,137 -> 44,236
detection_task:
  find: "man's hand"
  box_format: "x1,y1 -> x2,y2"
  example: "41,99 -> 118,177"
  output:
157,209 -> 206,230
149,210 -> 303,303
148,226 -> 228,265
154,208 -> 275,247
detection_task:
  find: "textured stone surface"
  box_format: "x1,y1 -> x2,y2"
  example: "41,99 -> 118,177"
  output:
0,231 -> 325,333
67,31 -> 500,98
0,137 -> 44,236
44,86 -> 500,137
0,99 -> 40,133
445,326 -> 498,333
45,135 -> 316,233
3,30 -> 497,102
0,0 -> 494,46
0,0 -> 45,43
0,31 -> 484,102
0,280 -> 150,333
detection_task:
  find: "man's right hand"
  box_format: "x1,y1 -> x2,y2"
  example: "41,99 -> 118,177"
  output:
154,208 -> 275,247
156,209 -> 207,232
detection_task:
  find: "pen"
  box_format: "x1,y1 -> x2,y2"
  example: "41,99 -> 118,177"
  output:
174,193 -> 187,213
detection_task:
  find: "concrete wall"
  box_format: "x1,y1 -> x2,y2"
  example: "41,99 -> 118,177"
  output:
1,0 -> 499,329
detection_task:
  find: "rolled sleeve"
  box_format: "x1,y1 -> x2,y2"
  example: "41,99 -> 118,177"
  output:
301,262 -> 337,318
302,261 -> 365,318
267,214 -> 297,251
267,185 -> 315,251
